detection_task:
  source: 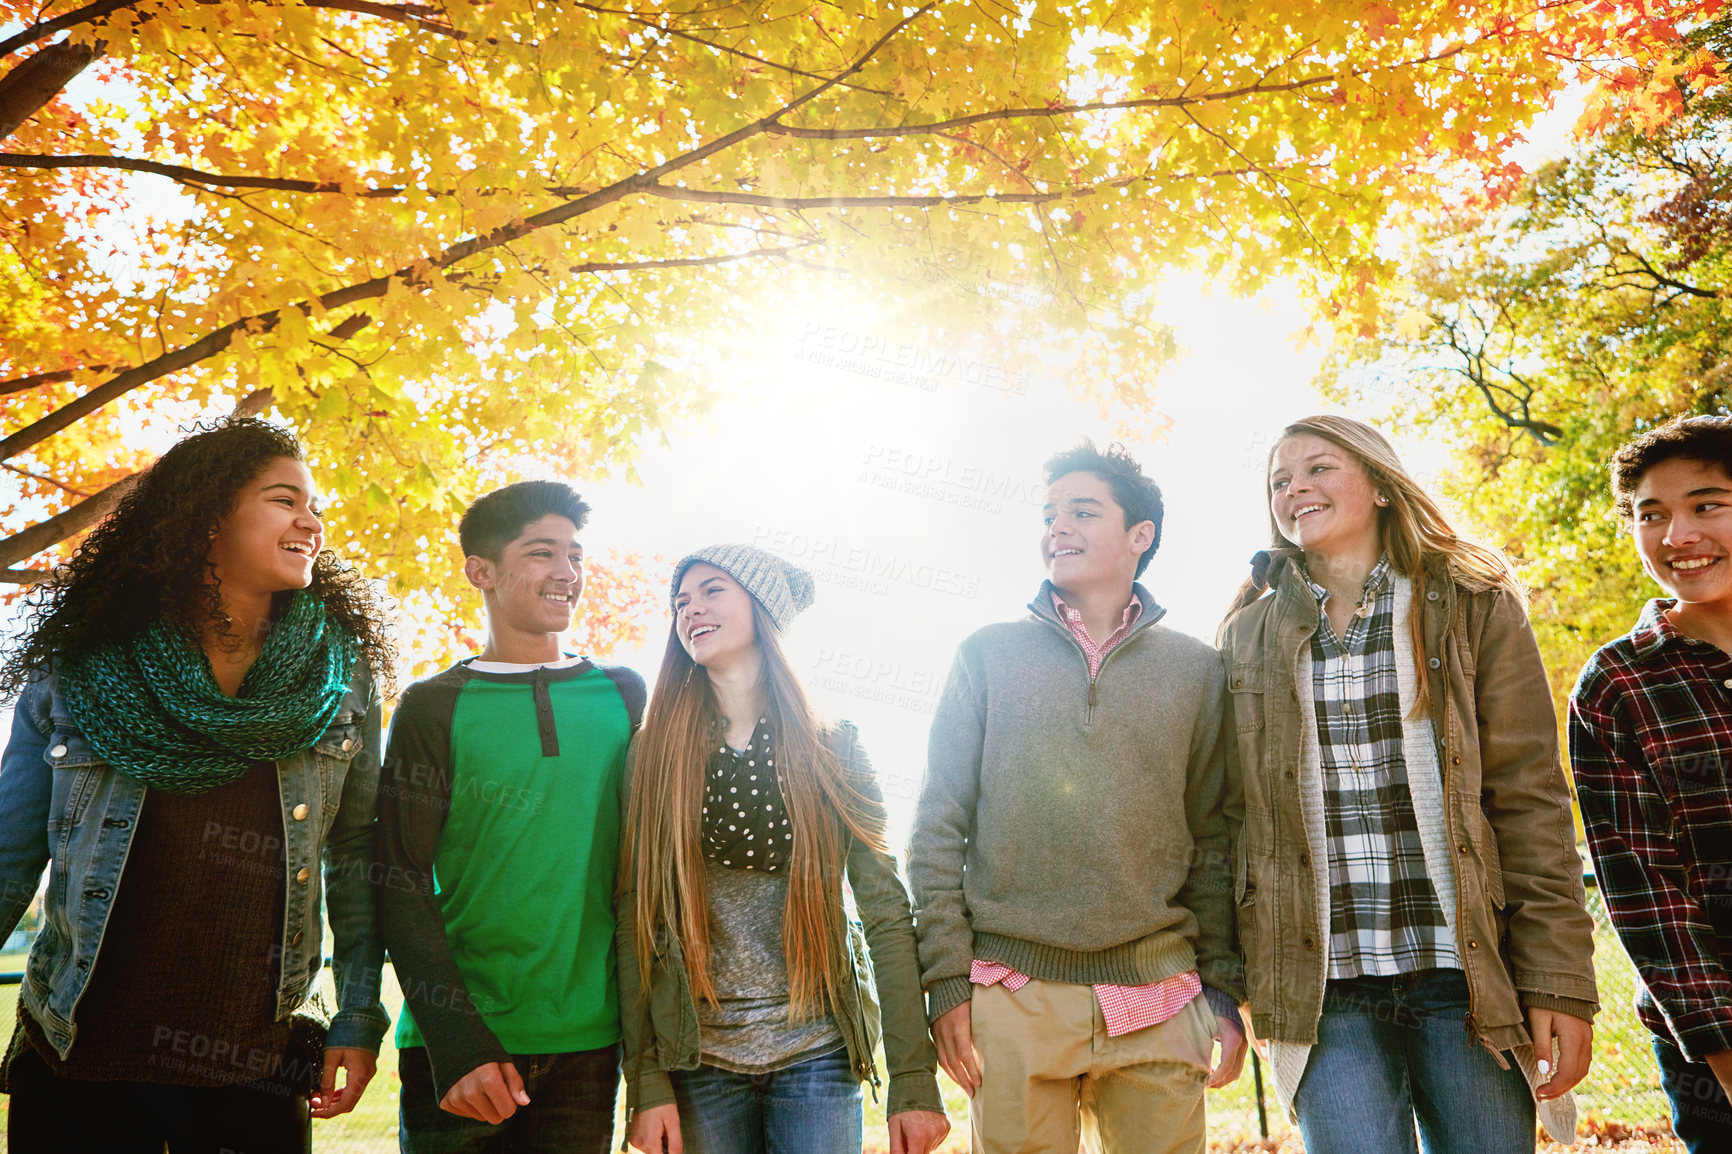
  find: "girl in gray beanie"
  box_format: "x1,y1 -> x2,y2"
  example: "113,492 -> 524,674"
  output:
617,544 -> 950,1154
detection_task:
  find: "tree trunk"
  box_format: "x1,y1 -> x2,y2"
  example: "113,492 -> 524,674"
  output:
0,41 -> 100,142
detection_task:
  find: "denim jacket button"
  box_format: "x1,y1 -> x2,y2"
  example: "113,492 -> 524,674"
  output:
50,744 -> 67,759
341,739 -> 354,753
1427,657 -> 1441,669
291,803 -> 310,821
296,867 -> 311,884
290,931 -> 304,947
1427,590 -> 1439,601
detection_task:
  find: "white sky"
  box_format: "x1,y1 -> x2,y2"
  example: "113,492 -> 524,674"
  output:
577,276 -> 1330,844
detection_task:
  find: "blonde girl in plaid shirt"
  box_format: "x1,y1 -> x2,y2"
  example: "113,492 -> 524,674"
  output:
1218,415 -> 1598,1154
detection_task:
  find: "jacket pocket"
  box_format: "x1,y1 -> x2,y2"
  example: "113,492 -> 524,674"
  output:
44,732 -> 103,832
313,715 -> 362,818
1235,858 -> 1269,996
1226,663 -> 1266,734
846,919 -> 881,1070
1477,811 -> 1506,910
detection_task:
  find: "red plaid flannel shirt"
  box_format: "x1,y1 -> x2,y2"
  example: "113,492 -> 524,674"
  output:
1570,599 -> 1732,1062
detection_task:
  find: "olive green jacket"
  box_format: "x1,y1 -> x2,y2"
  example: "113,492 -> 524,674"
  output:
1216,550 -> 1598,1053
615,722 -> 943,1119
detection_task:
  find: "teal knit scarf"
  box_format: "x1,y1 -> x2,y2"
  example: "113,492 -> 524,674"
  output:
61,591 -> 361,795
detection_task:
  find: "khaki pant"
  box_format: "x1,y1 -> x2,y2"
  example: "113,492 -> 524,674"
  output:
969,978 -> 1213,1154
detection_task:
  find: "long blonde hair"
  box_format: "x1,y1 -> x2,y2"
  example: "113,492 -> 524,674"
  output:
1227,415 -> 1525,701
622,598 -> 885,1017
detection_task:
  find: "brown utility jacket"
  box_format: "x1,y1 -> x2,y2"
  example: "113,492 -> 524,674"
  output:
1216,549 -> 1598,1053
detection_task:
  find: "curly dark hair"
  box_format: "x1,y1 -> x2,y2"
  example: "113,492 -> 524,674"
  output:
1042,439 -> 1165,577
0,417 -> 396,700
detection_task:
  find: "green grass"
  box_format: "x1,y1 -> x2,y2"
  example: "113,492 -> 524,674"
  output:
0,913 -> 1674,1152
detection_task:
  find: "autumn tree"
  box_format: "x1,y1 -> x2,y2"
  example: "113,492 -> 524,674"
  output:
1321,17 -> 1730,709
0,0 -> 1716,669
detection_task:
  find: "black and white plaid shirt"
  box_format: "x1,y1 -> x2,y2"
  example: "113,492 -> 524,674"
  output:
1308,554 -> 1457,979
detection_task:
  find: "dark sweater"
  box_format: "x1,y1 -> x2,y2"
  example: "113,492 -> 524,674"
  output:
26,761 -> 290,1085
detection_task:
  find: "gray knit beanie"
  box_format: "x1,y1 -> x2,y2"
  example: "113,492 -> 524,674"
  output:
669,544 -> 817,632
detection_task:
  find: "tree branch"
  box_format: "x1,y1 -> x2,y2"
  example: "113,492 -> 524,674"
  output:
564,1 -> 889,95
0,473 -> 135,569
766,74 -> 1346,142
302,0 -> 465,40
637,167 -> 1256,210
3,462 -> 95,498
0,151 -> 409,195
0,0 -> 461,57
0,40 -> 101,141
1606,248 -> 1720,300
0,1 -> 134,59
0,365 -> 115,396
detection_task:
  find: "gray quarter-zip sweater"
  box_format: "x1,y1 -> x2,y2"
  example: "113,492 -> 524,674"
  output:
908,581 -> 1243,1023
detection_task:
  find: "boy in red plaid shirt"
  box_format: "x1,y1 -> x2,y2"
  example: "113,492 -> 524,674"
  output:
1570,416 -> 1732,1153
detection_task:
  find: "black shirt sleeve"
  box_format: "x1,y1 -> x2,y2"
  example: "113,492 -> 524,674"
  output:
373,670 -> 510,1099
598,663 -> 647,733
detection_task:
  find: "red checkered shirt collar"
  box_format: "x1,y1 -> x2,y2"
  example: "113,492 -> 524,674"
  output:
1629,598 -> 1703,662
1051,591 -> 1142,679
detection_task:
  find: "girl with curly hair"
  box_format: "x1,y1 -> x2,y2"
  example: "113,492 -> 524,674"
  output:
0,417 -> 395,1153
619,544 -> 949,1154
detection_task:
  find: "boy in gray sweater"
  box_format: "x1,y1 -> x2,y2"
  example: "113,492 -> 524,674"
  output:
908,441 -> 1245,1154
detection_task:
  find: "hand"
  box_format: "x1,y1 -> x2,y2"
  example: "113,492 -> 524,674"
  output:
440,1060 -> 530,1124
311,1047 -> 375,1118
1704,1050 -> 1732,1104
888,1108 -> 950,1154
932,1002 -> 982,1096
1528,1008 -> 1593,1100
1207,1009 -> 1248,1089
628,1103 -> 683,1153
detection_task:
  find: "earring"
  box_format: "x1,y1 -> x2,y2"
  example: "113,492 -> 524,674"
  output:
1375,495 -> 1389,506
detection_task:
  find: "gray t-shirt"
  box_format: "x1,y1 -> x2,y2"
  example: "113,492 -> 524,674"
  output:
697,861 -> 844,1074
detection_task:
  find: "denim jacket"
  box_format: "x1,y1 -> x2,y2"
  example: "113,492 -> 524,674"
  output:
0,667 -> 390,1059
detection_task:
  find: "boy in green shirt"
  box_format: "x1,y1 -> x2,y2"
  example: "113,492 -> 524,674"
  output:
377,481 -> 645,1153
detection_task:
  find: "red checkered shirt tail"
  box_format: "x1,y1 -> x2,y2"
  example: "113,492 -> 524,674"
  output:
970,960 -> 1202,1037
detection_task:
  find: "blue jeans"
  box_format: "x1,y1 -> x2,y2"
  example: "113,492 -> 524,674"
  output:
1654,1035 -> 1732,1153
669,1046 -> 863,1154
1294,968 -> 1534,1154
396,1044 -> 619,1154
